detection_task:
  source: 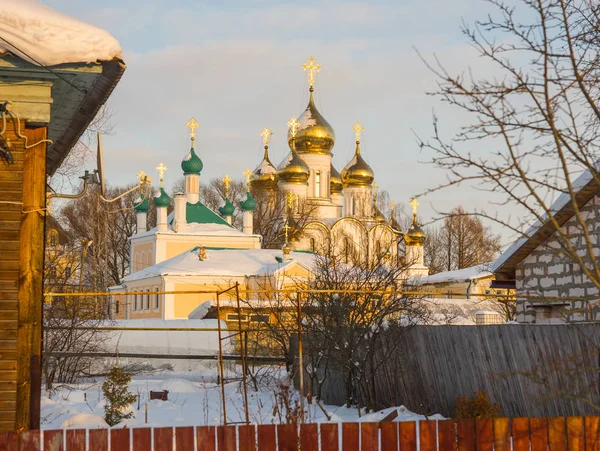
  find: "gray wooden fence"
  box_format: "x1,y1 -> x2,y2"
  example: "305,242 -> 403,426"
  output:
293,324 -> 600,418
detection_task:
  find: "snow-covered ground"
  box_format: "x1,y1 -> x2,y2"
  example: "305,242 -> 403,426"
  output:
41,367 -> 443,430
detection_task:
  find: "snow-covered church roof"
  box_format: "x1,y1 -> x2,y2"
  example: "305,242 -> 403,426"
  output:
408,263 -> 493,285
0,0 -> 122,66
122,247 -> 316,282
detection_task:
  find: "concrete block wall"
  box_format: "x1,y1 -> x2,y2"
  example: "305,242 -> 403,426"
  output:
516,195 -> 600,322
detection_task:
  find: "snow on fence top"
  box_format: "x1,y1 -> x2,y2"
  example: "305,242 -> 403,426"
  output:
0,0 -> 122,66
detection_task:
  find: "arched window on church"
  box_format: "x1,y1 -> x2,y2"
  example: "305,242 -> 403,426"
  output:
145,288 -> 150,309
310,237 -> 316,252
315,171 -> 321,197
344,238 -> 351,263
154,287 -> 159,309
351,198 -> 356,216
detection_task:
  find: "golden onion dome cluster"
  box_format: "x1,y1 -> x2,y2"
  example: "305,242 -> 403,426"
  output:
341,141 -> 375,188
330,163 -> 343,194
250,147 -> 279,191
276,148 -> 310,185
405,222 -> 426,245
287,91 -> 335,155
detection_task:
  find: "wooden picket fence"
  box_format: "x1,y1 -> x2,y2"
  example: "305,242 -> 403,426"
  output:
0,416 -> 598,450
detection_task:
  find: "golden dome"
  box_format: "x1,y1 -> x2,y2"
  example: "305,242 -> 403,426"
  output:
374,208 -> 386,223
341,141 -> 374,188
405,217 -> 426,246
330,163 -> 343,194
277,146 -> 310,185
287,88 -> 335,155
250,146 -> 278,191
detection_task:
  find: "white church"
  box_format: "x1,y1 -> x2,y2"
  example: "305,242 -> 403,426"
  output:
109,57 -> 428,320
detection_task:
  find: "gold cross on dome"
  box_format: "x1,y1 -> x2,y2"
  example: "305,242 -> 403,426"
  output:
260,126 -> 273,146
352,121 -> 364,142
186,117 -> 200,141
287,117 -> 301,138
156,162 -> 167,187
222,174 -> 232,198
285,191 -> 297,211
282,222 -> 292,243
302,56 -> 321,87
410,197 -> 420,215
243,168 -> 253,189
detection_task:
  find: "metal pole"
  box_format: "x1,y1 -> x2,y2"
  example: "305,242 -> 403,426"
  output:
297,290 -> 305,421
216,291 -> 227,425
235,283 -> 250,425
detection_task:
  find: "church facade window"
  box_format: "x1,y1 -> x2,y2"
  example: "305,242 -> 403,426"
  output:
145,288 -> 150,309
315,171 -> 321,197
154,287 -> 159,309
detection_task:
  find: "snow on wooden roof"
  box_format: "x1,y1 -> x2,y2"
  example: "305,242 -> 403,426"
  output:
0,0 -> 122,66
407,263 -> 493,286
492,166 -> 600,279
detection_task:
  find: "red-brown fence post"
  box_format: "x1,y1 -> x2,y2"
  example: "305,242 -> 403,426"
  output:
566,417 -> 584,451
512,417 -> 530,451
530,418 -> 549,450
548,417 -> 567,451
342,423 -> 359,451
300,423 -> 318,451
321,423 -> 339,450
380,422 -> 398,451
196,426 -> 216,451
420,420 -> 437,451
457,419 -> 475,451
175,426 -> 194,451
476,419 -> 493,451
493,418 -> 510,451
399,421 -> 417,451
584,417 -> 600,451
360,422 -> 378,451
257,424 -> 276,451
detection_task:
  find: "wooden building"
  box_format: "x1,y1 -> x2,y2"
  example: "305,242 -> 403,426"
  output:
0,10 -> 125,431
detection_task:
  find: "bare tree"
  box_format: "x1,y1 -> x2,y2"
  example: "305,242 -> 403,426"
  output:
251,190 -> 318,249
301,246 -> 429,411
419,0 -> 600,289
58,184 -> 147,290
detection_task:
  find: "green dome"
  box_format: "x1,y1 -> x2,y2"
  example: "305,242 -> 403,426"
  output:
181,147 -> 203,175
133,195 -> 150,213
218,198 -> 235,217
239,191 -> 257,212
153,187 -> 171,208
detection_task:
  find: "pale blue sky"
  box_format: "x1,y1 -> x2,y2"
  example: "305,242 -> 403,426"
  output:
46,0 -> 516,244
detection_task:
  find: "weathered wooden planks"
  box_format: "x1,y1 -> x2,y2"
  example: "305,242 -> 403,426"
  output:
309,324 -> 600,418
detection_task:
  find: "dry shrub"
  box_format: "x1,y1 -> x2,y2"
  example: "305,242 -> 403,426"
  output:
454,391 -> 500,419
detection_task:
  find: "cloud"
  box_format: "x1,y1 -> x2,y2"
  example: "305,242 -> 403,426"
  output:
47,0 -> 518,240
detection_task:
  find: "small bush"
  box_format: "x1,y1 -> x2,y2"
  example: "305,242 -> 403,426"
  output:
102,366 -> 137,426
454,391 -> 500,419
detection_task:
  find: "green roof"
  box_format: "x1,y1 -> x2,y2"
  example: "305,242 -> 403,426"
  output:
186,201 -> 232,227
